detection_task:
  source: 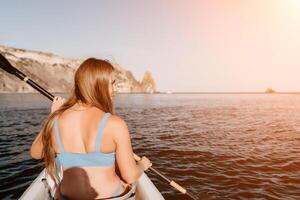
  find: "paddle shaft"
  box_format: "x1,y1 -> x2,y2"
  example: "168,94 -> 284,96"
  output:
0,54 -> 54,100
14,71 -> 54,101
0,54 -> 199,200
134,154 -> 199,200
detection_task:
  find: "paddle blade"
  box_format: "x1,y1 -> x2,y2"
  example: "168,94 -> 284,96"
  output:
0,53 -> 16,74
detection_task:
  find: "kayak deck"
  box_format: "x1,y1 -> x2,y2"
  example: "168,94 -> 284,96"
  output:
19,169 -> 165,200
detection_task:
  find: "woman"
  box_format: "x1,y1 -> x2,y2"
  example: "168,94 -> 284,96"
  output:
30,58 -> 152,200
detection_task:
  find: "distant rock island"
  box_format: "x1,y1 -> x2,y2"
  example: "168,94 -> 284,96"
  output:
0,45 -> 156,93
265,88 -> 275,93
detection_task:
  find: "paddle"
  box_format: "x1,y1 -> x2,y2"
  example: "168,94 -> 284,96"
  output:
0,53 -> 200,200
0,53 -> 54,100
134,154 -> 199,200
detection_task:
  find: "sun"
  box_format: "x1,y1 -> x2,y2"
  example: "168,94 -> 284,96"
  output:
286,0 -> 300,10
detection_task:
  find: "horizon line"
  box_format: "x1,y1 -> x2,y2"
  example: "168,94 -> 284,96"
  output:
157,91 -> 300,94
1,91 -> 300,95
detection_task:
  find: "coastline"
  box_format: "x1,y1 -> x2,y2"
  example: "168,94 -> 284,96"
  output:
1,91 -> 300,94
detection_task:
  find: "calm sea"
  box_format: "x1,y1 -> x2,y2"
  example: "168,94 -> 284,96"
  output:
0,93 -> 300,200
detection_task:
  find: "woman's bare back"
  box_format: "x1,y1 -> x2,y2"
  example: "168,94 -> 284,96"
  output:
52,105 -> 123,199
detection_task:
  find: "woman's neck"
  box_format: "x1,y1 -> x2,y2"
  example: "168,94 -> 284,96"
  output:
71,101 -> 93,111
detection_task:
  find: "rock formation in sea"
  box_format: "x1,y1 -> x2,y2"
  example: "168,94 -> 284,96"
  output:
265,88 -> 275,94
0,45 -> 156,93
141,71 -> 156,93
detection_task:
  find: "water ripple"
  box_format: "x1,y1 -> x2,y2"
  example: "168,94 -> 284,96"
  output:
0,94 -> 300,199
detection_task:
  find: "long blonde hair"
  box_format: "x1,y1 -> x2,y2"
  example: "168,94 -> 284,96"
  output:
40,58 -> 115,185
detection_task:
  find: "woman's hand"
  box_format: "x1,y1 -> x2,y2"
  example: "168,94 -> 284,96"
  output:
137,156 -> 152,171
51,96 -> 65,113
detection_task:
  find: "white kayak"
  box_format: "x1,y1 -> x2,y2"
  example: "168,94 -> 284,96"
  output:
19,169 -> 165,200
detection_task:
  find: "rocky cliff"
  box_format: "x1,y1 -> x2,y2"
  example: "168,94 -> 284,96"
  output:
0,45 -> 156,93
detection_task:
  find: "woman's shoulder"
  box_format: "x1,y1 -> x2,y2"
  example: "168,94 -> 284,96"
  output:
107,114 -> 128,129
106,114 -> 130,138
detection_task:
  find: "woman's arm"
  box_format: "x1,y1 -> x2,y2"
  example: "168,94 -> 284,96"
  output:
111,115 -> 151,184
30,96 -> 65,159
30,131 -> 44,159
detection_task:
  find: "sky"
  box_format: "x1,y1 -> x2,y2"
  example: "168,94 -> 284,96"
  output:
1,0 -> 300,92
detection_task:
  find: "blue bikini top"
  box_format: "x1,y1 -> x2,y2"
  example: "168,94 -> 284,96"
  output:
54,112 -> 115,168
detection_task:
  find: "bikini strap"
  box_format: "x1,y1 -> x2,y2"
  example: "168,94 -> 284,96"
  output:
54,118 -> 65,154
113,180 -> 123,197
95,112 -> 111,152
